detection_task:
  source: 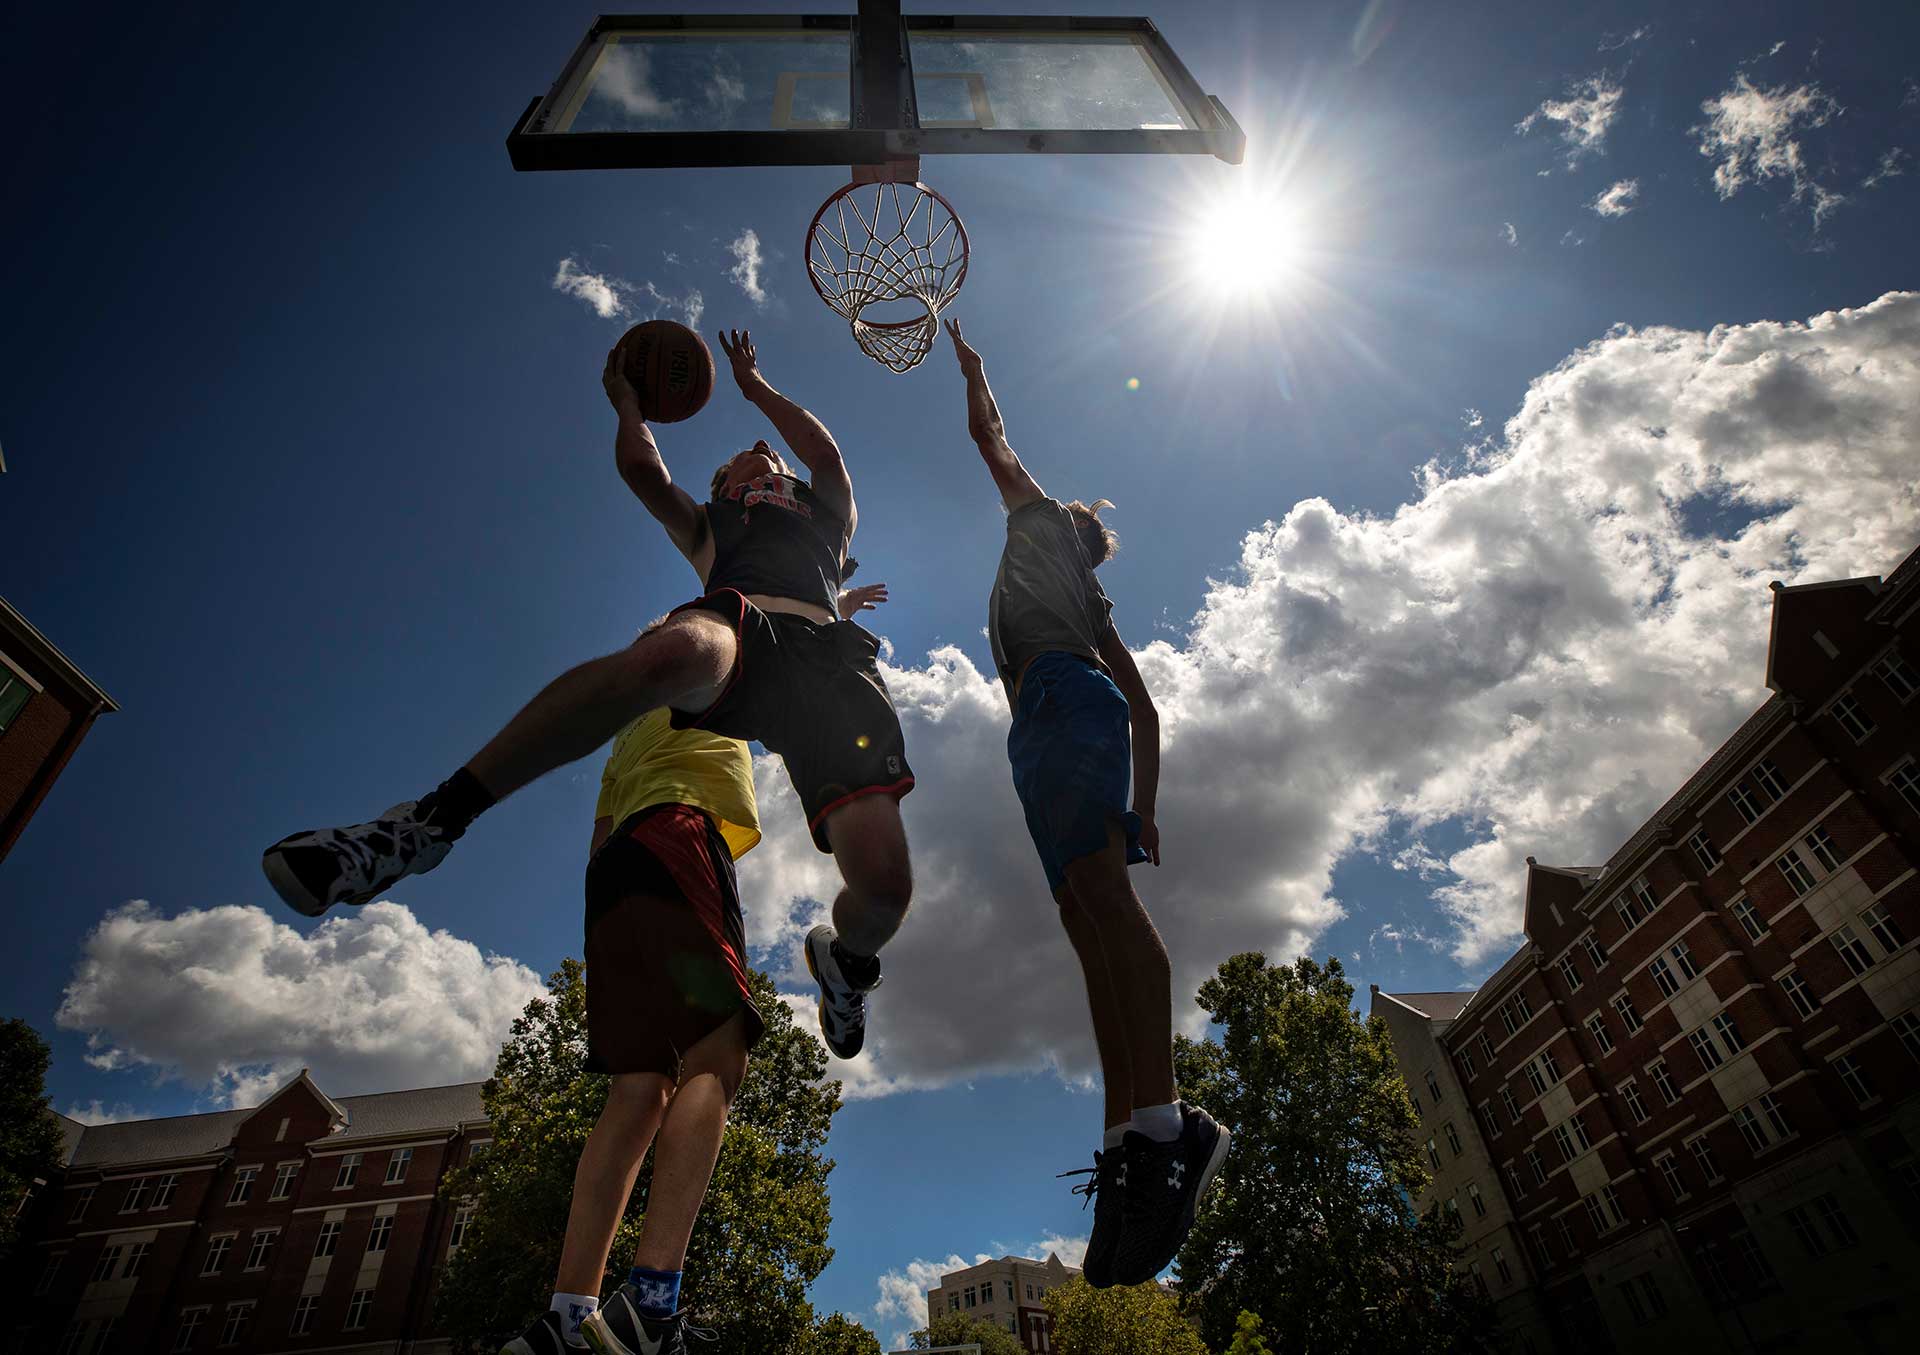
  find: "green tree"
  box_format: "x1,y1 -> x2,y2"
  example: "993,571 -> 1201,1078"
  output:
907,1311 -> 1027,1354
1171,954 -> 1493,1354
803,1311 -> 883,1355
0,1019 -> 66,1257
1042,1276 -> 1206,1355
435,961 -> 840,1354
1222,1310 -> 1274,1355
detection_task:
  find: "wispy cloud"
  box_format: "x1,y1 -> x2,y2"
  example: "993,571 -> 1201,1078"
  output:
1500,222 -> 1518,247
727,229 -> 770,307
1863,147 -> 1908,190
1693,73 -> 1845,228
64,1100 -> 146,1126
1590,178 -> 1641,217
1597,27 -> 1650,54
1517,75 -> 1624,166
552,257 -> 705,328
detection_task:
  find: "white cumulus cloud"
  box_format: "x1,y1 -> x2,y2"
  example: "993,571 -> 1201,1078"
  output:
1693,74 -> 1845,227
872,1234 -> 1087,1347
727,229 -> 770,308
1590,178 -> 1641,217
55,901 -> 545,1108
1517,75 -> 1624,166
553,257 -> 705,329
64,1100 -> 146,1126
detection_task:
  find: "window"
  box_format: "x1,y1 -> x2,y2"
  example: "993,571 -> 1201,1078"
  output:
1581,1194 -> 1606,1234
228,1168 -> 257,1205
1445,1122 -> 1462,1156
150,1174 -> 178,1209
1690,831 -> 1722,872
449,1203 -> 474,1251
0,670 -> 31,733
171,1309 -> 207,1353
1634,1273 -> 1667,1319
1816,1194 -> 1858,1247
385,1148 -> 412,1184
1733,1231 -> 1779,1293
1527,1224 -> 1550,1268
1468,1259 -> 1487,1296
1777,848 -> 1817,896
1480,1100 -> 1500,1135
1004,1280 -> 1014,1301
1582,935 -> 1608,969
1493,1247 -> 1513,1283
1651,1059 -> 1680,1104
36,1252 -> 65,1298
1614,992 -> 1644,1033
1540,1048 -> 1562,1082
70,1186 -> 94,1222
1460,1048 -> 1477,1080
1500,1002 -> 1521,1038
58,1322 -> 92,1355
244,1230 -> 277,1272
1804,826 -> 1841,872
1507,1163 -> 1527,1200
91,1245 -> 123,1283
1671,939 -> 1699,980
219,1303 -> 254,1348
201,1236 -> 232,1276
1733,1105 -> 1770,1152
121,1240 -> 151,1280
1690,1136 -> 1725,1183
1622,1279 -> 1649,1325
1712,1011 -> 1746,1056
1834,1054 -> 1877,1105
1556,1215 -> 1577,1255
1754,758 -> 1787,799
290,1296 -> 318,1337
948,1295 -> 959,1313
1553,1123 -> 1577,1163
1863,902 -> 1906,953
1477,1032 -> 1496,1065
313,1221 -> 340,1259
1622,1080 -> 1649,1123
1778,968 -> 1818,1017
1731,897 -> 1767,941
964,1286 -> 976,1308
1426,1137 -> 1441,1171
1756,1093 -> 1790,1140
1689,1028 -> 1724,1071
1500,1084 -> 1520,1121
1468,1182 -> 1487,1218
335,1153 -> 362,1189
121,1178 -> 150,1213
345,1289 -> 374,1331
1696,1241 -> 1735,1303
1598,1184 -> 1625,1229
1025,1283 -> 1034,1300
1559,956 -> 1583,991
269,1163 -> 298,1201
1831,924 -> 1875,976
1785,1204 -> 1827,1257
1877,651 -> 1920,700
1616,888 -> 1646,930
1656,1152 -> 1686,1199
1727,781 -> 1762,825
1410,1089 -> 1422,1117
1445,1194 -> 1459,1218
1832,692 -> 1875,742
1892,761 -> 1920,813
1523,1060 -> 1547,1097
1587,1012 -> 1614,1054
1526,1148 -> 1546,1186
367,1214 -> 394,1253
1570,1114 -> 1592,1152
1649,956 -> 1679,998
1894,1011 -> 1920,1060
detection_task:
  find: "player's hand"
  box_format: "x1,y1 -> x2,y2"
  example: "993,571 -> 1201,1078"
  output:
1137,814 -> 1161,866
837,582 -> 890,619
717,328 -> 762,390
603,338 -> 645,418
945,318 -> 984,374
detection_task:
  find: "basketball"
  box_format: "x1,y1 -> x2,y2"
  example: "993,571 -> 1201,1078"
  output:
620,319 -> 715,423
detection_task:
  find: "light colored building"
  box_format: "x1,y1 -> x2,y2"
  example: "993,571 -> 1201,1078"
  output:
925,1252 -> 1079,1353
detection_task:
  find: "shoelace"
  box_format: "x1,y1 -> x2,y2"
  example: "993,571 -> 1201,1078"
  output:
1056,1150 -> 1112,1211
330,813 -> 438,889
683,1321 -> 718,1344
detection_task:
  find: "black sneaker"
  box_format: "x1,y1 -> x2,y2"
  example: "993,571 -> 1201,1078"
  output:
261,801 -> 455,917
582,1286 -> 713,1355
1110,1102 -> 1231,1286
803,924 -> 880,1059
1057,1142 -> 1128,1288
501,1309 -> 570,1355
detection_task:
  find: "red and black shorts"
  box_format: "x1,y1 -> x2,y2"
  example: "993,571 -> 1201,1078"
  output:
668,589 -> 915,852
583,803 -> 765,1077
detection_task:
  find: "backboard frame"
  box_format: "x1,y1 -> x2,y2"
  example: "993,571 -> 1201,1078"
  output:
505,10 -> 1245,171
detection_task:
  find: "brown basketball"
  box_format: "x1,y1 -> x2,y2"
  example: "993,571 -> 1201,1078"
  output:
619,319 -> 715,423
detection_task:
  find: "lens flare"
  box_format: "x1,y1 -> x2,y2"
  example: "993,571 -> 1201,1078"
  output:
1186,189 -> 1303,296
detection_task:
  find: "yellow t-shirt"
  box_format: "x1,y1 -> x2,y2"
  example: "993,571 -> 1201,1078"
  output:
595,708 -> 761,861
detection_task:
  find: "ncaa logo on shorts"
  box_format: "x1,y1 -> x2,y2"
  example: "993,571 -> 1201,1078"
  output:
886,755 -> 901,775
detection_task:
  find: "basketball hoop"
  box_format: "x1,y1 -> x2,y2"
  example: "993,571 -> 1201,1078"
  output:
806,178 -> 970,373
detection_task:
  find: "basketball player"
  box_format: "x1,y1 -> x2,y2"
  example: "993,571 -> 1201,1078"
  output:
943,318 -> 1228,1288
263,330 -> 911,1063
505,580 -> 888,1355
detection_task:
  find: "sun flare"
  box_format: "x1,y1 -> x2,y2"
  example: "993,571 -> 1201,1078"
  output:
1185,189 -> 1304,296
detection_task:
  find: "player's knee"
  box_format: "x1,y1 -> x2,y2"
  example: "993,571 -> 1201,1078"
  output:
617,614 -> 725,695
607,1073 -> 671,1120
855,858 -> 913,915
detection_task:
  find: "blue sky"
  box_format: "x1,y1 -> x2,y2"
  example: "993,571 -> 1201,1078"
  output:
4,0 -> 1919,1340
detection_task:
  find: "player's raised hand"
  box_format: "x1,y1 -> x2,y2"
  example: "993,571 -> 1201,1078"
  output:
945,317 -> 984,373
837,582 -> 890,619
717,328 -> 762,390
602,337 -> 645,418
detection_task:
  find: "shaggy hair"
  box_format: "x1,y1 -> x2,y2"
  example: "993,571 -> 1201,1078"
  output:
1063,498 -> 1119,567
710,449 -> 796,500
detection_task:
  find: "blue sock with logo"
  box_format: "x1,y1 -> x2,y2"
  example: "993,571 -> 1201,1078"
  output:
628,1266 -> 682,1319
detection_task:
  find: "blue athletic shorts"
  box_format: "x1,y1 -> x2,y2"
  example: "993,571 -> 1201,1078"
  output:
1007,651 -> 1150,894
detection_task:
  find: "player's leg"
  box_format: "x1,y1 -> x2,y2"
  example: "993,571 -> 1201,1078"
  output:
1053,878 -> 1134,1289
262,610 -> 736,917
1060,828 -> 1174,1115
804,794 -> 913,1059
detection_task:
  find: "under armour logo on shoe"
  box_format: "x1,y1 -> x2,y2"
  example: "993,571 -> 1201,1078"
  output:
1168,1159 -> 1187,1189
1114,1162 -> 1128,1188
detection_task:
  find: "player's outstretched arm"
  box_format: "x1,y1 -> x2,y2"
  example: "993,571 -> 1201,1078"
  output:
717,328 -> 855,535
837,581 -> 889,620
1099,622 -> 1161,866
604,337 -> 706,563
944,318 -> 1044,511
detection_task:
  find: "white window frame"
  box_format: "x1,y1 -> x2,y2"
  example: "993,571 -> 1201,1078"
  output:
384,1147 -> 413,1185
1831,691 -> 1875,742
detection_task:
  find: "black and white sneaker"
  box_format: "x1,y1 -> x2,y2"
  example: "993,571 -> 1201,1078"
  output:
501,1309 -> 570,1355
1058,1142 -> 1128,1289
581,1286 -> 713,1355
1110,1102 -> 1230,1286
261,801 -> 455,917
803,924 -> 880,1059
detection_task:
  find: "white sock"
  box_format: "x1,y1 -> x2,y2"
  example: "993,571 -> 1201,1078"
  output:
1130,1102 -> 1182,1142
551,1293 -> 598,1348
1103,1124 -> 1128,1150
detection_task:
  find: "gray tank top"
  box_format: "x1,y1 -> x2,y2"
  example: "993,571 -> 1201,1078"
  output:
987,497 -> 1114,704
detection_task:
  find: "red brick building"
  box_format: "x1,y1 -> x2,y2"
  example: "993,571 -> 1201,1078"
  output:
0,596 -> 117,864
23,1073 -> 488,1354
1375,546 -> 1920,1353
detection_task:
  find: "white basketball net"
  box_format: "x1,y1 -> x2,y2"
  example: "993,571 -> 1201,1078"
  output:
807,181 -> 970,373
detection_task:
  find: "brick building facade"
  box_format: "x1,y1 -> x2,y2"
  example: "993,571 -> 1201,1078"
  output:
1374,546 -> 1920,1353
20,1072 -> 488,1355
0,596 -> 116,864
923,1252 -> 1079,1353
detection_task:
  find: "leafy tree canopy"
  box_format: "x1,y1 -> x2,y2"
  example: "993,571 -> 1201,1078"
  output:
0,1019 -> 66,1258
1043,1275 -> 1206,1355
435,961 -> 841,1354
1222,1310 -> 1275,1355
907,1310 -> 1028,1355
803,1311 -> 884,1355
1171,954 -> 1493,1354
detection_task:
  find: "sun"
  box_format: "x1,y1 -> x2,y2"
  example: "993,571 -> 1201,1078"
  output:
1184,187 -> 1304,296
